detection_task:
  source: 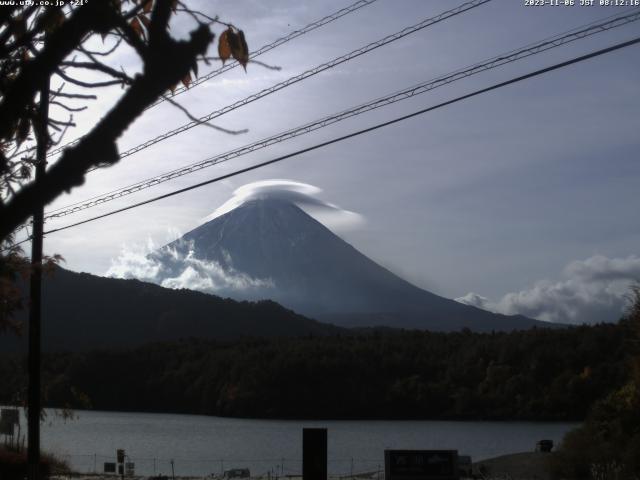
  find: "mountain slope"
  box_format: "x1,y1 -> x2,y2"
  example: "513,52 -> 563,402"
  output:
151,198 -> 551,331
1,266 -> 343,352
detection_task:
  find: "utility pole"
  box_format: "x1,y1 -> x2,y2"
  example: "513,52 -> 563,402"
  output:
27,77 -> 49,480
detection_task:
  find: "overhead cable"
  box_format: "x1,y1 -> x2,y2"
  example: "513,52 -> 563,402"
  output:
44,9 -> 640,220
37,36 -> 640,239
47,0 -> 492,162
45,0 -> 381,158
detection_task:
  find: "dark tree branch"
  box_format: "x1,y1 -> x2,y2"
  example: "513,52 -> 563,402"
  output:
148,0 -> 173,45
9,145 -> 37,159
78,37 -> 122,57
0,23 -> 214,240
60,61 -> 134,83
176,4 -> 230,28
55,68 -> 125,88
51,91 -> 97,100
48,118 -> 75,128
113,15 -> 148,59
0,6 -> 18,28
50,121 -> 73,146
249,59 -> 282,71
0,2 -> 118,141
0,6 -> 40,57
49,101 -> 87,112
161,94 -> 248,135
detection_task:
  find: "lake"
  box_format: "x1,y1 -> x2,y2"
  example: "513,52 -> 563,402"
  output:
15,409 -> 578,476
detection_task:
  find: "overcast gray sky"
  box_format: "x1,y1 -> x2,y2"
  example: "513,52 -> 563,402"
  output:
34,0 -> 640,324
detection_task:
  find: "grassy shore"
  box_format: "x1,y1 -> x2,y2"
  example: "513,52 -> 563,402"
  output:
45,452 -> 553,480
0,446 -> 70,480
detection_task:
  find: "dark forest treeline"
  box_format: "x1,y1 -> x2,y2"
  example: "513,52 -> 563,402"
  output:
0,322 -> 633,420
0,267 -> 343,353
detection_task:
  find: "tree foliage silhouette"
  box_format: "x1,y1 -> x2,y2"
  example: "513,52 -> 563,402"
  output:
0,0 -> 249,331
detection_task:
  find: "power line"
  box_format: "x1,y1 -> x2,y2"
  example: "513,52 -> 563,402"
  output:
45,0 -> 380,158
37,36 -> 640,239
112,0 -> 492,161
146,0 -> 379,108
46,0 -> 492,165
44,9 -> 640,220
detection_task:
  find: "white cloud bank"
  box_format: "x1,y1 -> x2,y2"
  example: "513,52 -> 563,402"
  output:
456,255 -> 640,324
106,237 -> 272,295
201,179 -> 364,230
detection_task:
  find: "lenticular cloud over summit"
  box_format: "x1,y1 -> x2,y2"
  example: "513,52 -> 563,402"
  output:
202,179 -> 364,230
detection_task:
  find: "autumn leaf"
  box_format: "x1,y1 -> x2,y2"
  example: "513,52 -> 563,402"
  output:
36,8 -> 65,34
191,59 -> 198,79
13,15 -> 26,41
235,30 -> 249,70
227,29 -> 249,71
218,29 -> 232,64
181,73 -> 192,88
130,17 -> 145,40
138,14 -> 151,29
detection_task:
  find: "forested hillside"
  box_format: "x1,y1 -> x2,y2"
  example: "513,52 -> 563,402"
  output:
0,322 -> 631,420
0,267 -> 342,353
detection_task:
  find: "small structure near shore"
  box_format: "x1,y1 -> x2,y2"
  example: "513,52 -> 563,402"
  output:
224,468 -> 250,479
535,440 -> 553,453
384,450 -> 460,480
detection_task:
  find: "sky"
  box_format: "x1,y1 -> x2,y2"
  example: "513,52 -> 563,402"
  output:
30,0 -> 640,324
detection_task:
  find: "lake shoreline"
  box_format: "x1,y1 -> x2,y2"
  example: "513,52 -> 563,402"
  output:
9,409 -> 577,477
33,405 -> 585,424
49,451 -> 555,480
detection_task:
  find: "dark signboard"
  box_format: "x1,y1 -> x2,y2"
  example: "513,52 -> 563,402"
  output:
303,428 -> 327,480
385,450 -> 459,480
104,462 -> 117,473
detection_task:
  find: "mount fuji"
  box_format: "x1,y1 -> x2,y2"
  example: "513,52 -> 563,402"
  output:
148,197 -> 550,332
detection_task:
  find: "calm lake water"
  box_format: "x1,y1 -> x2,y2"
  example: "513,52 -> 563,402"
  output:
15,409 -> 578,476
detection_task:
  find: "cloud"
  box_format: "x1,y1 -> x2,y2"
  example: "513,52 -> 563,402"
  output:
454,292 -> 492,310
106,237 -> 272,296
456,255 -> 640,324
105,179 -> 361,298
105,237 -> 163,282
201,179 -> 364,230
